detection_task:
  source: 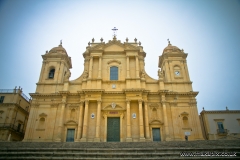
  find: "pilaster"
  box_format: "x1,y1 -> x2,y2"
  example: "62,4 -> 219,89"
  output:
81,100 -> 89,142
94,100 -> 102,142
138,99 -> 145,141
126,99 -> 132,142
76,101 -> 84,142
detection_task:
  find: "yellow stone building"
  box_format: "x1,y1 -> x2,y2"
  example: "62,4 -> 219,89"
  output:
23,36 -> 204,142
0,87 -> 31,141
200,107 -> 240,140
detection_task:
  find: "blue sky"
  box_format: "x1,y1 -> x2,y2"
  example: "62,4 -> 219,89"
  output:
0,0 -> 239,113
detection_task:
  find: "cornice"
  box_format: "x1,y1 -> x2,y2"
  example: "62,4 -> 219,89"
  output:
164,81 -> 193,84
29,93 -> 61,97
201,110 -> 240,114
36,83 -> 64,85
104,91 -> 124,94
123,88 -> 145,92
82,89 -> 105,93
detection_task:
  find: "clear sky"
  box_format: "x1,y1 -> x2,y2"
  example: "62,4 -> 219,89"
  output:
0,0 -> 239,113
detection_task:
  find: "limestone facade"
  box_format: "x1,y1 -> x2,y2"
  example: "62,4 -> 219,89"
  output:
23,37 -> 204,142
0,87 -> 31,141
200,108 -> 240,140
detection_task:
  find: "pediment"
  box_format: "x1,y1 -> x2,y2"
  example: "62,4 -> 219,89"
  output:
149,120 -> 163,125
39,113 -> 47,117
104,44 -> 124,51
180,112 -> 189,116
102,103 -> 125,111
90,40 -> 139,51
64,120 -> 78,126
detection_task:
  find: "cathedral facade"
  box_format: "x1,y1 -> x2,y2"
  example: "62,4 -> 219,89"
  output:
23,36 -> 203,142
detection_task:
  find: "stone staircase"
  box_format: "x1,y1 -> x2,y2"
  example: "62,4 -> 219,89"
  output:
0,140 -> 240,159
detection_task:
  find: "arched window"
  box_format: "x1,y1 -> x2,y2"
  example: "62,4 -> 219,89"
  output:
183,116 -> 188,127
110,66 -> 118,80
49,69 -> 55,79
38,117 -> 45,129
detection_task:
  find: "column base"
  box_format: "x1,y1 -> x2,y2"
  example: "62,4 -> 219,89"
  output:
80,138 -> 87,142
75,139 -> 81,142
126,138 -> 132,142
54,138 -> 61,142
145,138 -> 152,142
165,137 -> 172,141
139,137 -> 145,142
94,138 -> 101,142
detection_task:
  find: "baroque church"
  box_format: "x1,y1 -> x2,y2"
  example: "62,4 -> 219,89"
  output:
23,35 -> 204,142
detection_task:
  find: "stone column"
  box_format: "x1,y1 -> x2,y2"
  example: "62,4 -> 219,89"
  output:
94,100 -> 101,142
144,101 -> 150,140
89,56 -> 93,78
81,100 -> 89,142
98,56 -> 102,78
138,99 -> 145,141
55,98 -> 66,142
126,56 -> 130,78
161,94 -> 170,141
135,56 -> 139,78
126,100 -> 132,141
76,101 -> 84,141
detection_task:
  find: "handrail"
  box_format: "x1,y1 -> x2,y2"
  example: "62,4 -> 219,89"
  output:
0,89 -> 30,102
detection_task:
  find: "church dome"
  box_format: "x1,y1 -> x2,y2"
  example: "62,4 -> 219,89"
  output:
48,44 -> 68,55
162,42 -> 181,54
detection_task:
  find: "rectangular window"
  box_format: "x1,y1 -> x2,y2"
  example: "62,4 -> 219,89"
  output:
0,96 -> 4,103
217,122 -> 224,133
17,123 -> 21,132
110,66 -> 118,80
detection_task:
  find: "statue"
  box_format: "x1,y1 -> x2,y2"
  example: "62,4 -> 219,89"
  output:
64,70 -> 71,81
141,69 -> 145,78
158,69 -> 163,79
83,70 -> 88,79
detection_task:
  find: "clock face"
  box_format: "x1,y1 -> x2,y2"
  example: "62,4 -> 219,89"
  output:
112,84 -> 116,89
175,71 -> 180,76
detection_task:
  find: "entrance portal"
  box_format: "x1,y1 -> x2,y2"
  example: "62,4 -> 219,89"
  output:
66,129 -> 75,142
107,117 -> 120,142
152,128 -> 161,141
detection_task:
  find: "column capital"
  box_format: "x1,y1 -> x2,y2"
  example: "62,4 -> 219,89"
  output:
85,100 -> 89,105
126,99 -> 130,104
97,100 -> 102,103
138,99 -> 143,103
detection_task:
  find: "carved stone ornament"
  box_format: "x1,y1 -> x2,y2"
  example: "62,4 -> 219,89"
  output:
111,102 -> 116,109
64,70 -> 71,81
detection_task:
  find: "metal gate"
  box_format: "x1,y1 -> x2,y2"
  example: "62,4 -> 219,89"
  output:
152,128 -> 161,141
107,117 -> 120,142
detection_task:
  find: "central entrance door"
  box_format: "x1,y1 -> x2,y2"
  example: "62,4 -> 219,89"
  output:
66,129 -> 75,142
152,128 -> 161,141
107,117 -> 120,142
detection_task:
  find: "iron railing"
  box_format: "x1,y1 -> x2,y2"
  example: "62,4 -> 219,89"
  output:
21,92 -> 30,102
0,89 -> 30,102
0,123 -> 24,135
0,89 -> 15,93
217,129 -> 228,134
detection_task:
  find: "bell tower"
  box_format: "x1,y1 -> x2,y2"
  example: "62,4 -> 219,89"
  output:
158,40 -> 192,92
36,41 -> 72,93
